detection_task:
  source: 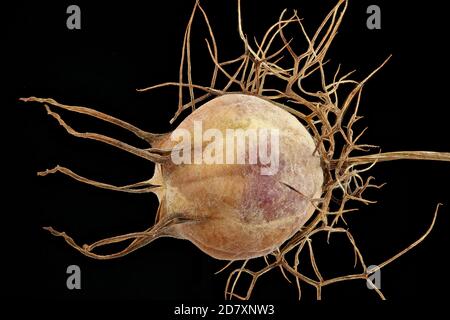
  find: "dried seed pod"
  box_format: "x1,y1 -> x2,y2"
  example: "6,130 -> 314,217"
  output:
152,94 -> 323,260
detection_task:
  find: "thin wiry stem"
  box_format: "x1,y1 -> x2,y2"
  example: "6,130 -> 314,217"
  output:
338,151 -> 450,167
43,213 -> 201,260
19,97 -> 168,145
38,165 -> 159,194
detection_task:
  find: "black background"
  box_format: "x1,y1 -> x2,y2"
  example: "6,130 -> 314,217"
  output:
3,0 -> 450,312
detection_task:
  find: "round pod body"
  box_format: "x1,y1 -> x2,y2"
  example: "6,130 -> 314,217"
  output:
153,94 -> 323,260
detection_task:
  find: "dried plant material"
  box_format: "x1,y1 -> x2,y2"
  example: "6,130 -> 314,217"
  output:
20,0 -> 449,300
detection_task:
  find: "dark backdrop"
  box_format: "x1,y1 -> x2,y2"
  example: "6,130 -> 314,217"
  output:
3,0 -> 450,313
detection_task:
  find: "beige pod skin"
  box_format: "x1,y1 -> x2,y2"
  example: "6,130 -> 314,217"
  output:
150,94 -> 324,260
